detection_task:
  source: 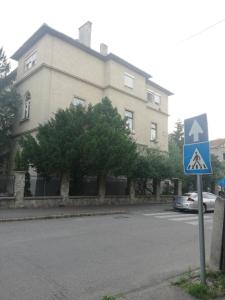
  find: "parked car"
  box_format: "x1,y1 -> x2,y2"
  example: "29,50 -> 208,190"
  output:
173,192 -> 217,213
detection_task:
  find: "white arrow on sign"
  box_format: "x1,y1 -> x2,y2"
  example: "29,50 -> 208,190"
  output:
189,120 -> 203,142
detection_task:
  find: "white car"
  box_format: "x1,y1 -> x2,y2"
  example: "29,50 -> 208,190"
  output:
173,192 -> 217,213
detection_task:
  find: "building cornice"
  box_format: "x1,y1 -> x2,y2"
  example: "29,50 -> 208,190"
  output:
15,63 -> 169,117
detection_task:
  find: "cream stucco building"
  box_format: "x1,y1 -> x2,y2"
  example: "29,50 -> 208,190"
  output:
11,22 -> 172,161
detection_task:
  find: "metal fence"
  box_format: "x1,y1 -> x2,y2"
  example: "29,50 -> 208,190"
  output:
106,176 -> 128,195
135,178 -> 154,195
69,176 -> 128,196
25,176 -> 61,197
0,175 -> 15,196
70,176 -> 98,196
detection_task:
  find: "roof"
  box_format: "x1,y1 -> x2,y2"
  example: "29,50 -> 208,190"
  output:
11,24 -> 173,95
210,138 -> 225,148
147,79 -> 173,96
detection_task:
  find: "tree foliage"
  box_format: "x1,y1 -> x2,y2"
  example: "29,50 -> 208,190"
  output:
83,97 -> 137,177
0,48 -> 20,152
20,105 -> 87,176
20,98 -> 137,178
132,148 -> 172,180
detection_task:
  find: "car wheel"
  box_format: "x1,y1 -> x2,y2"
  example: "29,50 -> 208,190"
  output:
203,204 -> 207,214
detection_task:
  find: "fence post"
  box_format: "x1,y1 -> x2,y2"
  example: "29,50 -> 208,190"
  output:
14,171 -> 25,208
178,179 -> 182,196
129,179 -> 136,201
60,172 -> 70,205
98,175 -> 106,201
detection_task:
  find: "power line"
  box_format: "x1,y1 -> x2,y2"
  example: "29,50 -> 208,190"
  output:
179,17 -> 225,44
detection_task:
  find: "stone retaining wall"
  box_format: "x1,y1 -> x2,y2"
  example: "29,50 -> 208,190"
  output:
0,195 -> 174,209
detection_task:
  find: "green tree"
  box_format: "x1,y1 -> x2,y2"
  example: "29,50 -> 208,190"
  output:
203,154 -> 225,192
170,119 -> 184,151
83,97 -> 137,193
20,98 -> 137,196
20,105 -> 87,177
0,48 -> 20,152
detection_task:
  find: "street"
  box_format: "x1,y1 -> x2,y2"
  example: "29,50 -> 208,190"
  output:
0,205 -> 213,299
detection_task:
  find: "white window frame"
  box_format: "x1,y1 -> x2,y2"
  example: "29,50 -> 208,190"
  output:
150,122 -> 157,142
24,51 -> 37,72
147,89 -> 161,105
125,110 -> 134,132
23,92 -> 31,120
124,72 -> 134,89
71,96 -> 86,107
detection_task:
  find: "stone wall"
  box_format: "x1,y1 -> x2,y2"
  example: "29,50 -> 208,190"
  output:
0,195 -> 173,209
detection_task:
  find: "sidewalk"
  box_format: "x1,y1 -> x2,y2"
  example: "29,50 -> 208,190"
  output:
0,203 -> 172,222
118,278 -> 196,300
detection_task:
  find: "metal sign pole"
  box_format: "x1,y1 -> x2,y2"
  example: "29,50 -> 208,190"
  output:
197,174 -> 206,284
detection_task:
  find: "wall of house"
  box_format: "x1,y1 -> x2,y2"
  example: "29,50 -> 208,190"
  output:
13,33 -> 169,152
14,68 -> 52,135
104,87 -> 168,151
211,144 -> 225,162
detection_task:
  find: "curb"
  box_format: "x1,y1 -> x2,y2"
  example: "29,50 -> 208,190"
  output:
0,211 -> 126,222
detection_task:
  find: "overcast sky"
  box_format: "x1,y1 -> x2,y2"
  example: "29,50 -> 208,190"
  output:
1,0 -> 225,140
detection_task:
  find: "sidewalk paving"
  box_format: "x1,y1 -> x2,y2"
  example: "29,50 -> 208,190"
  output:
118,279 -> 197,300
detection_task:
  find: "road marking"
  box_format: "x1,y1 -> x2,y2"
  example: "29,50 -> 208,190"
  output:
185,219 -> 213,226
143,212 -> 176,216
169,216 -> 212,221
142,211 -> 213,227
155,214 -> 190,219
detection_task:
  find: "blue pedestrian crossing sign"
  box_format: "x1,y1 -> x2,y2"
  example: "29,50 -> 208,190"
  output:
183,142 -> 212,174
183,114 -> 212,175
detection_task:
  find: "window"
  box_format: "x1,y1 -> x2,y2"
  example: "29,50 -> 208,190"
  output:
23,91 -> 31,120
124,73 -> 134,89
150,122 -> 157,141
147,90 -> 161,105
24,51 -> 37,71
125,110 -> 134,131
71,96 -> 85,107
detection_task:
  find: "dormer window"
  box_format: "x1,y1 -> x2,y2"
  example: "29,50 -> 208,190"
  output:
147,90 -> 161,105
24,51 -> 37,71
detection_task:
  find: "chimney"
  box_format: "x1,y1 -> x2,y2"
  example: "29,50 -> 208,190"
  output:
100,43 -> 108,56
79,21 -> 92,47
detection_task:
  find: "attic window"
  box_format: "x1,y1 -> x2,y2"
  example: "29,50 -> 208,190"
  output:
24,51 -> 37,71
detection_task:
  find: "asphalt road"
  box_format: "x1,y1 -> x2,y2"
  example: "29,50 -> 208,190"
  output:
0,206 -> 213,299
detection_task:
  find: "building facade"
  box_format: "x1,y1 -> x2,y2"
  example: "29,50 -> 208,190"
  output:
10,22 -> 172,170
210,139 -> 225,162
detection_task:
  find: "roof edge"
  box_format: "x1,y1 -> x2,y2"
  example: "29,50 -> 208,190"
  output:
147,79 -> 174,96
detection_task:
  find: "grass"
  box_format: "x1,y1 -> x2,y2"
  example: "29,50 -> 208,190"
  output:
102,296 -> 117,300
173,269 -> 225,299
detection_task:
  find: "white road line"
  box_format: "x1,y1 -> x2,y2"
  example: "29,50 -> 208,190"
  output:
170,216 -> 212,221
185,219 -> 213,226
143,212 -> 176,216
155,214 -> 188,219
